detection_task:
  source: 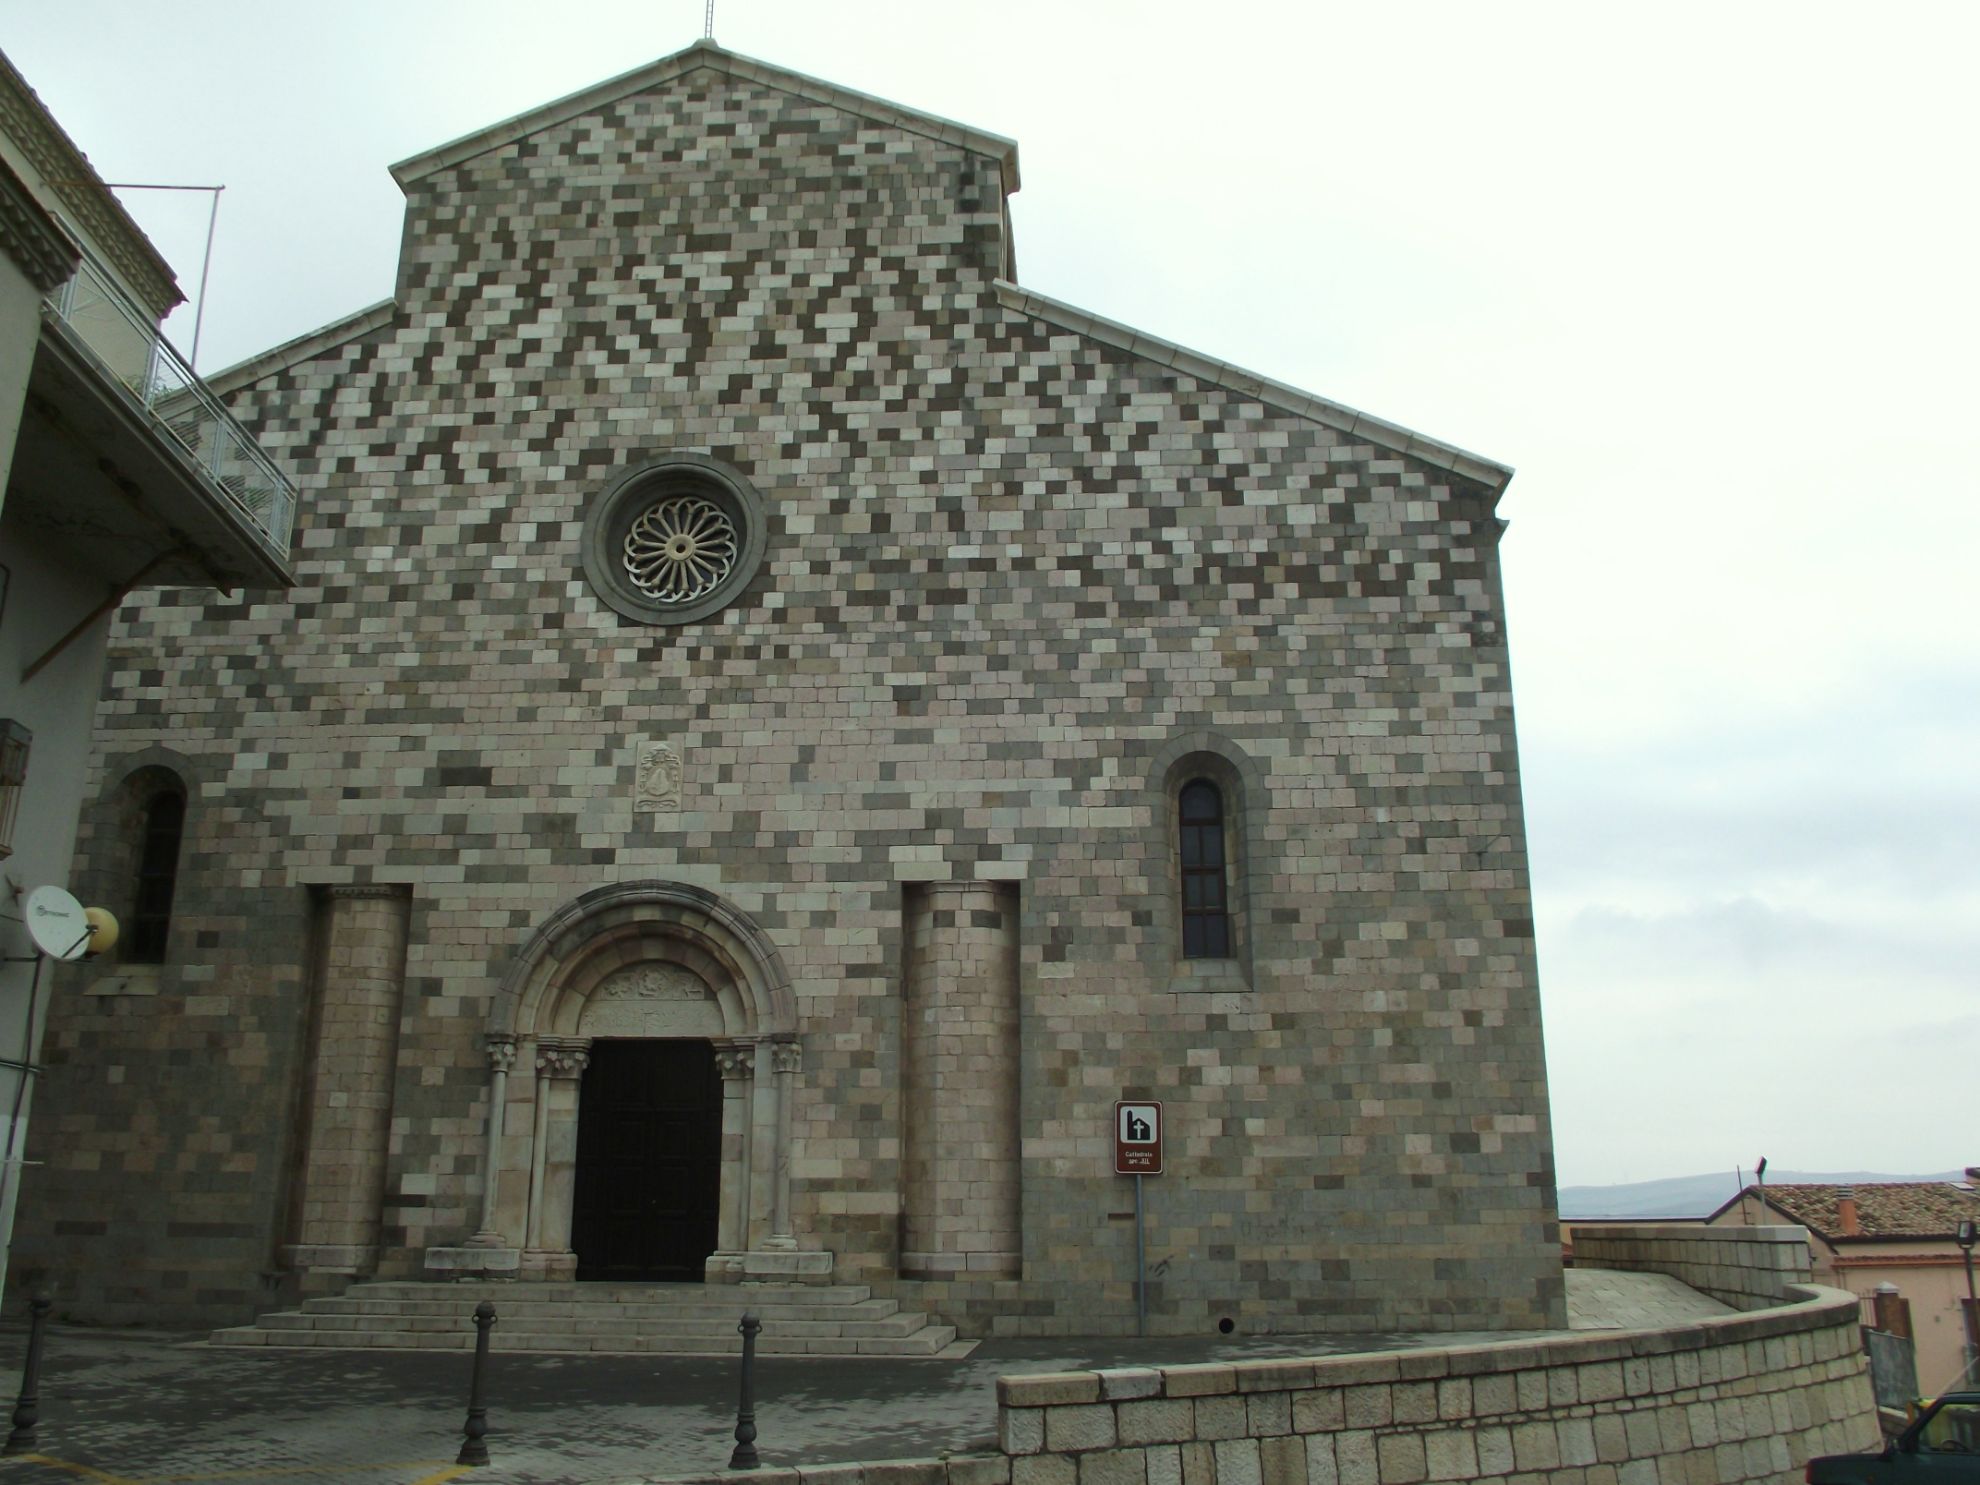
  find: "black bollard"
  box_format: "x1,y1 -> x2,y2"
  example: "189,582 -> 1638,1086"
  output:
4,1296 -> 52,1456
728,1311 -> 761,1470
456,1300 -> 497,1467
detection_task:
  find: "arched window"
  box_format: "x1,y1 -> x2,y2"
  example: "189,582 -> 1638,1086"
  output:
1178,779 -> 1230,959
127,787 -> 185,964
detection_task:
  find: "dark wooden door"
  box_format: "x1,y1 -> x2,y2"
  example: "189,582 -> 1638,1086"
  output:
571,1040 -> 722,1282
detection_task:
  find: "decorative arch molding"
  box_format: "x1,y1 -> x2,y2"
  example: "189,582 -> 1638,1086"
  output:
1142,728 -> 1269,802
493,879 -> 797,1042
443,881 -> 816,1284
1142,729 -> 1270,991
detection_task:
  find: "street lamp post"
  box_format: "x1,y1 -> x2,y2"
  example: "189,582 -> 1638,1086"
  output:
1957,1218 -> 1978,1384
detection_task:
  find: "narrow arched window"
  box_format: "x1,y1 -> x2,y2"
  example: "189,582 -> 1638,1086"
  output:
1178,779 -> 1230,959
127,788 -> 185,964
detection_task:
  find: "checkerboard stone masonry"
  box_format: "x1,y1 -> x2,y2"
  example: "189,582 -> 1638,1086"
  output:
13,42 -> 1562,1334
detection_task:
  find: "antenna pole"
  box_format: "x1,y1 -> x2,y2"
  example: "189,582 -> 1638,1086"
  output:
704,0 -> 716,40
100,182 -> 225,371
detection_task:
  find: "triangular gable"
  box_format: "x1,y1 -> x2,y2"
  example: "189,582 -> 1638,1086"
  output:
203,299 -> 397,399
994,280 -> 1514,494
389,39 -> 1020,197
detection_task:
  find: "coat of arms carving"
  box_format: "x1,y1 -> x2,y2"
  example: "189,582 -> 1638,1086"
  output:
635,741 -> 683,812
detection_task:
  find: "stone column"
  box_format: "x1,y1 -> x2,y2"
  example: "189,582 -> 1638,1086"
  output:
713,1041 -> 756,1257
466,1036 -> 518,1248
285,885 -> 412,1292
900,880 -> 1022,1279
766,1039 -> 800,1249
523,1037 -> 589,1279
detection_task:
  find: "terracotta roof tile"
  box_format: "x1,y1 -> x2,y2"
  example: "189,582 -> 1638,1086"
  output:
1754,1182 -> 1980,1241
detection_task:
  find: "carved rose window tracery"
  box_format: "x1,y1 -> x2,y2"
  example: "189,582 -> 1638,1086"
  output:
579,453 -> 767,627
623,496 -> 739,605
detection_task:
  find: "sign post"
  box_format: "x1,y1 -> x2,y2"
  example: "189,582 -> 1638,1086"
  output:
1114,1101 -> 1163,1336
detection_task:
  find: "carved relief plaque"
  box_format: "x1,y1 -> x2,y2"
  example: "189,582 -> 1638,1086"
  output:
579,962 -> 723,1039
634,741 -> 683,812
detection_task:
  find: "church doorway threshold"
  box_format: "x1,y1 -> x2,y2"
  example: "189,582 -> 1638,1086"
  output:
571,1038 -> 722,1282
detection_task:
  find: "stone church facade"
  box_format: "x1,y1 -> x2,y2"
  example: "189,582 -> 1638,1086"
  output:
15,43 -> 1563,1337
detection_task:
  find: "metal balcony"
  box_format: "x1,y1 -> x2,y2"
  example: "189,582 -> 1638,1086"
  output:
34,247 -> 296,580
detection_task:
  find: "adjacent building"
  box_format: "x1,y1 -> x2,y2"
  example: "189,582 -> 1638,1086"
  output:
1710,1177 -> 1980,1393
13,42 -> 1561,1338
0,49 -> 295,1301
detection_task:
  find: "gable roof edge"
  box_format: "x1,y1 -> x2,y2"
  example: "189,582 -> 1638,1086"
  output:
390,41 -> 1020,196
994,280 -> 1512,495
203,299 -> 399,398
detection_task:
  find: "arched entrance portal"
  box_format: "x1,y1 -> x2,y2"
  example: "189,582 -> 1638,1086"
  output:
457,882 -> 807,1283
571,1038 -> 722,1280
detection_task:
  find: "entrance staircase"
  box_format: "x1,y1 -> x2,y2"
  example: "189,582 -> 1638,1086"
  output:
209,1281 -> 973,1358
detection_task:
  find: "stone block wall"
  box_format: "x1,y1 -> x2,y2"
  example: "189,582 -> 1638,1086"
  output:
1571,1224 -> 1812,1312
901,881 -> 1022,1278
16,44 -> 1563,1331
987,1287 -> 1876,1485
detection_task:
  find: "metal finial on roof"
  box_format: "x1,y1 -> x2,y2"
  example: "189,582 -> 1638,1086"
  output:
704,0 -> 716,40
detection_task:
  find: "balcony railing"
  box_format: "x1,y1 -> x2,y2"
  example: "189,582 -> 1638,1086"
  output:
44,249 -> 296,557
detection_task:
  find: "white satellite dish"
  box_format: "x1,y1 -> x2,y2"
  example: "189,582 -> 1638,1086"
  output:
24,886 -> 91,961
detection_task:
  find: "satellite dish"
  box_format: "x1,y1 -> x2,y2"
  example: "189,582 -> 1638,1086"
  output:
25,886 -> 92,961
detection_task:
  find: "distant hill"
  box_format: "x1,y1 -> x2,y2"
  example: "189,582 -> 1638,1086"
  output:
1558,1169 -> 1968,1220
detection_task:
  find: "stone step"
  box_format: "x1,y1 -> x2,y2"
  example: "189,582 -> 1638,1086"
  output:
256,1308 -> 932,1339
355,1281 -> 873,1304
297,1295 -> 899,1322
209,1279 -> 971,1358
210,1324 -> 962,1357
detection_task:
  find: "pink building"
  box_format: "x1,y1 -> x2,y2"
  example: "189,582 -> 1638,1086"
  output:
1708,1176 -> 1980,1394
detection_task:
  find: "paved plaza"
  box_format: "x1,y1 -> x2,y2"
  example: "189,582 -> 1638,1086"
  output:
0,1272 -> 1729,1485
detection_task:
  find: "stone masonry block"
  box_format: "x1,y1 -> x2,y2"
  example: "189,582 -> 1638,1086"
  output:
1163,1367 -> 1238,1400
1374,1434 -> 1427,1485
1257,1436 -> 1304,1485
1212,1439 -> 1260,1485
1005,1375 -> 1102,1408
1101,1370 -> 1165,1402
1194,1397 -> 1248,1442
1343,1385 -> 1391,1430
948,1458 -> 1013,1485
1077,1450 -> 1148,1485
1013,1456 -> 1078,1485
1046,1405 -> 1118,1454
1391,1382 -> 1436,1425
1421,1429 -> 1477,1484
1244,1393 -> 1291,1438
1291,1391 -> 1344,1435
1117,1400 -> 1195,1447
1002,1407 -> 1046,1456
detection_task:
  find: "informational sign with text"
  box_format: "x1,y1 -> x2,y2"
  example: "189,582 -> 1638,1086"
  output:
1114,1099 -> 1163,1175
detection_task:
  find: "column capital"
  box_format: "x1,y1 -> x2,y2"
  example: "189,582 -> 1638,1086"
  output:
769,1040 -> 801,1075
713,1043 -> 755,1081
535,1037 -> 591,1080
485,1035 -> 519,1074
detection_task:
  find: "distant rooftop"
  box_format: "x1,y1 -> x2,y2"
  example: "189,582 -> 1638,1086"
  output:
1719,1179 -> 1980,1242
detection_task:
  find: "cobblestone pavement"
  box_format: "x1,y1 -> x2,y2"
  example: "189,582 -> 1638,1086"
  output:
0,1272 -> 1729,1485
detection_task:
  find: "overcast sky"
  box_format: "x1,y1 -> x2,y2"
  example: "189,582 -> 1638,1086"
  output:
6,1 -> 1975,1189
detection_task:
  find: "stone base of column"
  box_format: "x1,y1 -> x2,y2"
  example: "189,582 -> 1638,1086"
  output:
520,1248 -> 579,1281
900,1249 -> 1022,1280
462,1227 -> 510,1251
424,1245 -> 520,1280
706,1248 -> 834,1283
281,1242 -> 377,1278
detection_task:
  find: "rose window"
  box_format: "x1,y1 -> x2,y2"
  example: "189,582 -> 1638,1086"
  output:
622,496 -> 740,605
580,453 -> 766,626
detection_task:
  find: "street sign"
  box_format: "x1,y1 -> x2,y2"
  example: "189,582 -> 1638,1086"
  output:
1114,1100 -> 1163,1175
